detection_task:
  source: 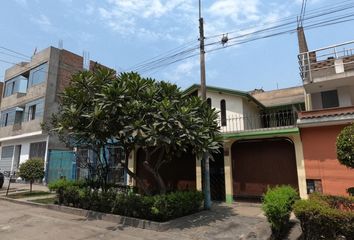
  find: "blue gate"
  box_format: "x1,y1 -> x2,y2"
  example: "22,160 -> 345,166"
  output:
47,150 -> 76,183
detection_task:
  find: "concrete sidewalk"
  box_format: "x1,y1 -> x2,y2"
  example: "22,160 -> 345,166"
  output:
0,179 -> 49,196
0,199 -> 273,240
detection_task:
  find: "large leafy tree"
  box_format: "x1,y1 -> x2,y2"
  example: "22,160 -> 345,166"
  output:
47,68 -> 222,194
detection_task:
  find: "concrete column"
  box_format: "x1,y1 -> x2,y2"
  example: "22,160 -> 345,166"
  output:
196,156 -> 202,191
127,150 -> 136,187
292,135 -> 308,199
305,93 -> 312,111
224,141 -> 234,203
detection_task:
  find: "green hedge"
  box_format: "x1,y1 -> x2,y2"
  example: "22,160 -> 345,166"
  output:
262,185 -> 299,239
49,179 -> 203,222
293,193 -> 354,240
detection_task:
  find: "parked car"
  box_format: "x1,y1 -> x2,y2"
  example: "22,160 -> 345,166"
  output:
0,172 -> 4,189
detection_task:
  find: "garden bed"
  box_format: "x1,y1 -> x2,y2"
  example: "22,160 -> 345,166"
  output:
294,193 -> 354,240
48,179 -> 204,223
6,191 -> 52,199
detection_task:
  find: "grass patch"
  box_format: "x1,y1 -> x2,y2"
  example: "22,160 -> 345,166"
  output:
29,197 -> 57,204
7,191 -> 52,199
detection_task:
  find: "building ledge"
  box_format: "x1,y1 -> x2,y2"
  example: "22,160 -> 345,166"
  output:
0,131 -> 43,142
223,127 -> 299,139
297,106 -> 354,127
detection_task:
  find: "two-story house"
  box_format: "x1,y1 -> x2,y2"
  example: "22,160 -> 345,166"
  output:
0,46 -> 98,182
297,27 -> 354,196
126,84 -> 308,202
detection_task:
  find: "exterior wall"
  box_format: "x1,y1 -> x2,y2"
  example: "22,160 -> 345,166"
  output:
205,90 -> 244,118
0,119 -> 43,139
44,48 -> 84,150
301,125 -> 354,196
338,86 -> 352,107
0,134 -> 48,172
242,100 -> 261,130
311,92 -> 322,110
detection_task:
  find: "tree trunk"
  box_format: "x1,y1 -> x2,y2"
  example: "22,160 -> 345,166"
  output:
30,180 -> 33,193
121,161 -> 151,195
143,161 -> 167,194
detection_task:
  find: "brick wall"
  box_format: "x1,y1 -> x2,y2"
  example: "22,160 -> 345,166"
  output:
56,50 -> 83,97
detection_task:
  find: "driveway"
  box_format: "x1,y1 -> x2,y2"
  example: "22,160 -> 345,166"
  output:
0,200 -> 271,240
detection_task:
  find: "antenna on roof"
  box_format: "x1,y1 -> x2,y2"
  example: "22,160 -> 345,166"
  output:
58,39 -> 63,49
33,47 -> 37,56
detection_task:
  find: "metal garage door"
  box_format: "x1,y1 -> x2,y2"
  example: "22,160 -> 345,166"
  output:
0,146 -> 14,173
232,138 -> 299,199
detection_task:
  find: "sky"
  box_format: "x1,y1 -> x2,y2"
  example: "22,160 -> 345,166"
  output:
0,0 -> 353,91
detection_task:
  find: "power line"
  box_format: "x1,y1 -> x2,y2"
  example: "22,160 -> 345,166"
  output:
124,2 -> 354,75
0,46 -> 31,59
139,13 -> 354,74
206,0 -> 354,40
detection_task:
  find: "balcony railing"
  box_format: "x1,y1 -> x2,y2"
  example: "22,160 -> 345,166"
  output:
218,111 -> 297,134
298,40 -> 354,83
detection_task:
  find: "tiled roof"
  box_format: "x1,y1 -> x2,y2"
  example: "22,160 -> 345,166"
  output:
298,106 -> 354,119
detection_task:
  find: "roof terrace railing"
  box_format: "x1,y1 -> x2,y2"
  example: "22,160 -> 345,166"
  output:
298,40 -> 354,83
218,110 -> 297,134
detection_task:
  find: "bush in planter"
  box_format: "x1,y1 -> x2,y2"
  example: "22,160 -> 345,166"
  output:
112,191 -> 203,221
151,191 -> 204,221
262,185 -> 299,239
293,194 -> 354,240
48,179 -> 85,204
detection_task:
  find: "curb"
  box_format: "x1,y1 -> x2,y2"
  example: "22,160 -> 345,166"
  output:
0,196 -> 205,231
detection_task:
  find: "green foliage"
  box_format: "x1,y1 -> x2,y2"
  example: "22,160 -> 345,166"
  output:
293,194 -> 354,240
262,185 -> 299,239
48,179 -> 85,204
112,191 -> 204,222
336,124 -> 354,168
18,158 -> 45,192
348,187 -> 354,196
51,180 -> 203,222
48,68 -> 222,194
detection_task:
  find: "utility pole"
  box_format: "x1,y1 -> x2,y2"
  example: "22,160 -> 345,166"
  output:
199,0 -> 211,210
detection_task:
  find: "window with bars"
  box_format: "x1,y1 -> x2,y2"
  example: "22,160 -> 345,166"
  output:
29,142 -> 46,159
321,90 -> 339,109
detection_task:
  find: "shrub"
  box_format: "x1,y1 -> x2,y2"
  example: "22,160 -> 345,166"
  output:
348,187 -> 354,196
262,185 -> 299,239
48,179 -> 85,205
49,178 -> 203,221
293,194 -> 354,240
112,191 -> 203,221
336,124 -> 354,168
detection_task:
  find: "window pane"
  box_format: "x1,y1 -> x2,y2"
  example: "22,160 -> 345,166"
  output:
29,63 -> 47,87
29,142 -> 46,159
0,110 -> 16,127
321,90 -> 339,108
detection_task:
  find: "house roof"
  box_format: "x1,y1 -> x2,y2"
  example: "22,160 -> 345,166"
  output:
183,84 -> 265,109
298,106 -> 354,119
250,86 -> 305,108
297,106 -> 354,127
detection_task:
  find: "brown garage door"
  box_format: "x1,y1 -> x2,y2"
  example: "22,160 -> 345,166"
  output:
232,138 -> 298,199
